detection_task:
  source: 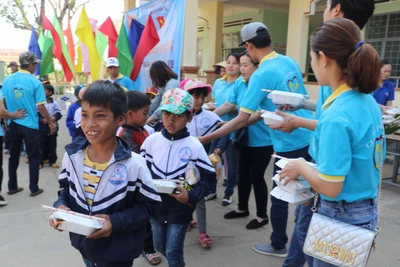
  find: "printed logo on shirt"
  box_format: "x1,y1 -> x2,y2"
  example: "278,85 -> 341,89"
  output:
13,88 -> 24,99
373,134 -> 385,170
200,118 -> 211,128
287,76 -> 300,93
109,163 -> 128,185
179,147 -> 192,163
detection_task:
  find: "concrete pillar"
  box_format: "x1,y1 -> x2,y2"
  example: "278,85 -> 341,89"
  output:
286,0 -> 310,72
124,0 -> 136,12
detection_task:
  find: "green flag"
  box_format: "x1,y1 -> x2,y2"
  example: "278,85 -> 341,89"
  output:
96,30 -> 108,60
40,31 -> 55,76
38,28 -> 45,52
116,19 -> 133,77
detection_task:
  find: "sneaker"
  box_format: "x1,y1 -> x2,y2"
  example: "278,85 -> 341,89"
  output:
252,243 -> 288,258
204,193 -> 217,201
222,194 -> 232,206
0,195 -> 8,206
224,210 -> 249,219
246,217 -> 269,230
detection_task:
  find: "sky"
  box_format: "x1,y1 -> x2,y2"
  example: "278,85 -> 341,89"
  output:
0,0 -> 126,50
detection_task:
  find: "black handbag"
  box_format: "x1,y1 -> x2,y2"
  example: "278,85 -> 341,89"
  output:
232,127 -> 248,151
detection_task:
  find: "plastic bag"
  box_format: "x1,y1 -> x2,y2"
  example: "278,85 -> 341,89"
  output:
185,161 -> 201,186
209,154 -> 222,179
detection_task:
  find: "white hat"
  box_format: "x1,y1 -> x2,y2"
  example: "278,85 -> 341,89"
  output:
106,57 -> 120,68
240,22 -> 269,46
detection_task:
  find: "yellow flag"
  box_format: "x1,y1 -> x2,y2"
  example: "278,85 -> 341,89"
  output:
75,42 -> 83,73
75,6 -> 100,81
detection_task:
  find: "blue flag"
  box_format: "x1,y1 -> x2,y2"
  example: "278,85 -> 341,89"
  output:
128,19 -> 144,60
28,27 -> 42,76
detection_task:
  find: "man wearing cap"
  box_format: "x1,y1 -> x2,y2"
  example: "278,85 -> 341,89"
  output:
2,51 -> 56,197
199,22 -> 314,257
106,57 -> 137,90
8,61 -> 19,74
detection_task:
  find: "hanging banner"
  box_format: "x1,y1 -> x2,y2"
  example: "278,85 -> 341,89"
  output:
125,0 -> 186,92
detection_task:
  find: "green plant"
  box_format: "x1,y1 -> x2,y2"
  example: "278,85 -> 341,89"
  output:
384,113 -> 400,134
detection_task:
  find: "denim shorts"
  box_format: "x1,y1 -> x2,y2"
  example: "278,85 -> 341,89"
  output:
318,198 -> 378,231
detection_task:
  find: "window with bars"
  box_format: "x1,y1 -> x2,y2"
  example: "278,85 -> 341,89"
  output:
366,12 -> 400,87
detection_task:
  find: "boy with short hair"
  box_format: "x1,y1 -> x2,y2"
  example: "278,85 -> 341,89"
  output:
141,88 -> 216,267
39,83 -> 62,168
50,80 -> 161,267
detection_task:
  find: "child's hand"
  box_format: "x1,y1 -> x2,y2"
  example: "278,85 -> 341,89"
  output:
87,214 -> 112,239
42,119 -> 48,124
49,205 -> 70,231
169,185 -> 189,204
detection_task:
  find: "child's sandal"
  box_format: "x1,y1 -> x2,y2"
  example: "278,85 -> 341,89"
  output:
143,252 -> 161,266
187,220 -> 198,232
199,233 -> 212,248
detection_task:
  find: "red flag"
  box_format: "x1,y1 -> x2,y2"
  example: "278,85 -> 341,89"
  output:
63,22 -> 75,66
99,17 -> 118,57
130,15 -> 160,81
42,14 -> 74,81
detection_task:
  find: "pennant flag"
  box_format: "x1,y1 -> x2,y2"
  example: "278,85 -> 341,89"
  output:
99,16 -> 118,57
28,27 -> 42,76
63,22 -> 75,67
81,43 -> 90,74
40,30 -> 55,76
96,31 -> 108,60
75,7 -> 100,81
130,15 -> 160,81
42,14 -> 74,81
75,42 -> 83,73
128,19 -> 144,59
38,28 -> 45,52
116,17 -> 133,77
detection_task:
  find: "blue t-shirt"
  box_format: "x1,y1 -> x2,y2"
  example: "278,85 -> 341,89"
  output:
240,52 -> 313,152
227,78 -> 272,147
373,80 -> 395,105
116,74 -> 137,91
313,84 -> 385,202
2,70 -> 46,130
212,76 -> 237,122
0,90 -> 4,136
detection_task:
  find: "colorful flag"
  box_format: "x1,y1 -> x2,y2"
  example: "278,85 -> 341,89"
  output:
116,17 -> 133,77
128,19 -> 144,59
81,43 -> 90,74
75,42 -> 83,73
40,30 -> 55,76
96,31 -> 108,60
38,28 -> 45,52
99,17 -> 118,57
130,15 -> 160,81
28,27 -> 42,76
75,7 -> 100,81
42,14 -> 74,81
63,22 -> 75,67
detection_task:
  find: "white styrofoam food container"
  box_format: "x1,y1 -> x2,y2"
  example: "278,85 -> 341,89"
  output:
272,174 -> 311,195
261,111 -> 283,126
50,210 -> 104,236
385,107 -> 399,115
267,91 -> 306,107
270,187 -> 314,204
153,179 -> 178,194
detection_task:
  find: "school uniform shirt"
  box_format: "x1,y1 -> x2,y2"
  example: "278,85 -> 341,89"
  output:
118,124 -> 149,154
312,84 -> 385,202
212,75 -> 237,123
39,98 -> 62,135
140,128 -> 216,224
227,78 -> 272,147
54,136 -> 161,262
66,101 -> 81,139
108,73 -> 137,91
2,70 -> 46,130
373,79 -> 395,106
186,109 -> 221,137
240,52 -> 313,153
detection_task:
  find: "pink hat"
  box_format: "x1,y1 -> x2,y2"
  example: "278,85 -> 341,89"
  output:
179,78 -> 212,94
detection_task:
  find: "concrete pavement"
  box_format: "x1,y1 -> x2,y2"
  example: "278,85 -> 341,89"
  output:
1,115 -> 400,267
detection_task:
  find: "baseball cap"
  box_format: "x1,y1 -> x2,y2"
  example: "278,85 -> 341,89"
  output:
106,57 -> 120,68
19,52 -> 41,66
8,61 -> 18,68
179,78 -> 212,94
145,86 -> 159,96
157,88 -> 194,115
239,22 -> 269,46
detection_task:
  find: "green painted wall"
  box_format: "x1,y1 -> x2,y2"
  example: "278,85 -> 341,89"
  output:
375,1 -> 400,14
263,10 -> 289,50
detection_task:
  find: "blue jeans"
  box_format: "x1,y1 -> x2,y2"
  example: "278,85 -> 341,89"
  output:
283,202 -> 314,267
271,146 -> 310,250
8,122 -> 41,193
151,219 -> 189,267
313,198 -> 378,267
224,141 -> 239,196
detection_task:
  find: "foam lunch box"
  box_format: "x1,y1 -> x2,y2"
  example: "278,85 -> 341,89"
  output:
261,111 -> 283,126
267,91 -> 306,107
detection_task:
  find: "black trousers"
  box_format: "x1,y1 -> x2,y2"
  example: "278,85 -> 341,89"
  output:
0,136 -> 3,192
143,220 -> 156,254
238,145 -> 273,218
40,133 -> 58,165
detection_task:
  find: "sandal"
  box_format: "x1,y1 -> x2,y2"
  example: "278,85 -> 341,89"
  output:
199,233 -> 212,248
7,187 -> 24,195
187,220 -> 198,232
142,252 -> 161,266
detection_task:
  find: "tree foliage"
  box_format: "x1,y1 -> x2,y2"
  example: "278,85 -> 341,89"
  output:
0,0 -> 90,31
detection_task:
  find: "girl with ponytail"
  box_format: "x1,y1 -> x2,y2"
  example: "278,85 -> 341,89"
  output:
279,18 -> 385,267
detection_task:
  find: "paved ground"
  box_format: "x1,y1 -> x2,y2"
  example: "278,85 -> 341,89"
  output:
1,112 -> 400,267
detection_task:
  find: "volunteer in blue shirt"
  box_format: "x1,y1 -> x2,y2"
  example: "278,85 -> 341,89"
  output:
373,59 -> 395,106
200,22 -> 313,257
214,51 -> 273,230
280,18 -> 385,267
106,57 -> 137,91
2,52 -> 56,197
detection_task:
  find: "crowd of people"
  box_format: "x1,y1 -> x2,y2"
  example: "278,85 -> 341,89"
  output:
0,0 -> 395,266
